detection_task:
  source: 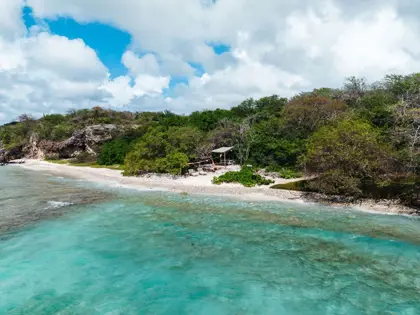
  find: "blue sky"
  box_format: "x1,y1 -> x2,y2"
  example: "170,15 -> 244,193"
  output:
22,5 -> 230,98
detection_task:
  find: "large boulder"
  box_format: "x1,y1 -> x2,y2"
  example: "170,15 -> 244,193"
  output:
83,124 -> 118,153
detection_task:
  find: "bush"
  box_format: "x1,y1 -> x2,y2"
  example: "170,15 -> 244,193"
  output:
212,167 -> 274,187
98,138 -> 131,165
302,119 -> 394,197
278,167 -> 302,179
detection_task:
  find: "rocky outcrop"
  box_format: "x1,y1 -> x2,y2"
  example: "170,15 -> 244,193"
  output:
82,124 -> 118,153
0,147 -> 7,164
0,146 -> 24,163
24,124 -> 119,159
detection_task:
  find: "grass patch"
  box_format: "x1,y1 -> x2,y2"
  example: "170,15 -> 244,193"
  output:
46,159 -> 123,170
70,162 -> 123,170
45,159 -> 70,165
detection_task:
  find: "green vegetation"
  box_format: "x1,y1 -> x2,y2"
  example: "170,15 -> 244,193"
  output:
271,180 -> 310,191
98,138 -> 132,166
4,73 -> 420,207
123,127 -> 195,176
45,159 -> 70,165
212,167 -> 274,187
46,159 -> 123,170
302,119 -> 394,197
278,168 -> 302,179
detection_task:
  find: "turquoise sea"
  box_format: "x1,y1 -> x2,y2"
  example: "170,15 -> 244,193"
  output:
0,166 -> 420,314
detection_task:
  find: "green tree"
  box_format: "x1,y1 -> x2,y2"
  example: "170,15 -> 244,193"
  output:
98,138 -> 131,165
162,152 -> 189,175
189,109 -> 234,131
167,126 -> 203,159
283,95 -> 348,136
231,98 -> 256,118
303,119 -> 394,197
123,127 -> 195,175
355,90 -> 396,128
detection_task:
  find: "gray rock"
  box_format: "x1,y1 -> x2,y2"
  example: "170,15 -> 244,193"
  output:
24,124 -> 120,159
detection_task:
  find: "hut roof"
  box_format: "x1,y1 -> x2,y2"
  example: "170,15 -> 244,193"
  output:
212,146 -> 234,154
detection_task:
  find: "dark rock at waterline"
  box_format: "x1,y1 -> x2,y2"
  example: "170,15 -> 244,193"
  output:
0,142 -> 24,164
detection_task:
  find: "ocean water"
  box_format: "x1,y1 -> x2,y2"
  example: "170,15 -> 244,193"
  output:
1,167 -> 420,314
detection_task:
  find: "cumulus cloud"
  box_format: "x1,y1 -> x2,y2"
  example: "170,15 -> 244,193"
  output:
100,74 -> 170,107
0,31 -> 107,122
1,0 -> 420,123
0,0 -> 25,39
0,3 -> 171,123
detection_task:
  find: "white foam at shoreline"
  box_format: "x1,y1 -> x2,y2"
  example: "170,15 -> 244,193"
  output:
15,159 -> 416,217
46,201 -> 74,209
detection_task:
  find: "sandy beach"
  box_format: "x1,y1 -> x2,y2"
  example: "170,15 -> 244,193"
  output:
14,159 -> 417,216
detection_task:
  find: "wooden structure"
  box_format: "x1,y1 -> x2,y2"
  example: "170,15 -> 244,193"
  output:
212,146 -> 234,167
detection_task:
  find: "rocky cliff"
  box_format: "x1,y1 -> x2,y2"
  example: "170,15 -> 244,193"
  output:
24,124 -> 119,159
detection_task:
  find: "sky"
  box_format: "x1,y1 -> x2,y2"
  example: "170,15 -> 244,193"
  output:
1,0 -> 420,124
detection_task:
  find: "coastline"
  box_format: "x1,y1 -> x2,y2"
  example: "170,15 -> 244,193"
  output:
14,159 -> 417,216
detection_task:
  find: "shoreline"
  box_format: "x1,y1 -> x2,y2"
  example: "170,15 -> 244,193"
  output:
14,159 -> 417,216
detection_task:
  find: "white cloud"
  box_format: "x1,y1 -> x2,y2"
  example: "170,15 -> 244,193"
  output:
284,3 -> 420,81
100,74 -> 170,107
1,0 -> 420,123
0,28 -> 115,123
122,51 -> 160,77
0,0 -> 25,39
122,50 -> 196,78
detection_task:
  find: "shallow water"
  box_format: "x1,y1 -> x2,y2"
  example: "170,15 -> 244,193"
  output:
1,167 -> 420,314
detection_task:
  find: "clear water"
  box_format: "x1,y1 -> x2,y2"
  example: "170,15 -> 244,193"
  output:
1,167 -> 420,314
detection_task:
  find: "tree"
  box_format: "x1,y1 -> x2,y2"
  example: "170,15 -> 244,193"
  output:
303,119 -> 394,197
205,118 -> 237,150
355,90 -> 396,128
253,95 -> 288,121
341,76 -> 369,107
393,102 -> 420,174
167,126 -> 203,159
18,114 -> 35,122
385,73 -> 420,174
283,95 -> 348,136
234,118 -> 257,165
123,127 -> 198,175
231,98 -> 256,118
162,152 -> 189,175
98,138 -> 131,165
189,109 -> 234,131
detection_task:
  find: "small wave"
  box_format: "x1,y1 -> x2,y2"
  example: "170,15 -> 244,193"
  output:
45,201 -> 74,209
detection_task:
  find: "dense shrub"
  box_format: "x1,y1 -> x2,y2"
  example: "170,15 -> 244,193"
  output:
98,138 -> 131,165
123,128 -> 191,176
303,119 -> 394,197
212,167 -> 274,187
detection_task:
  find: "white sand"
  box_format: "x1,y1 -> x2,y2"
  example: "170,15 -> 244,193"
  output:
14,159 -> 416,216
